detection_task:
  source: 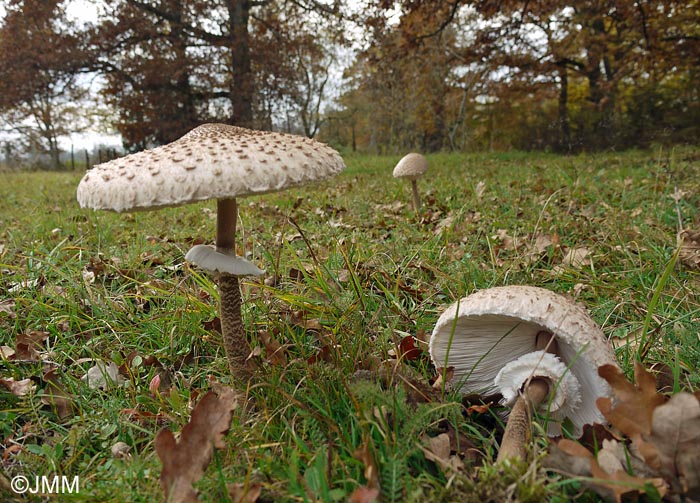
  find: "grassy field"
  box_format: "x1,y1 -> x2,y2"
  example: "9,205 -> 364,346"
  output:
1,147 -> 699,502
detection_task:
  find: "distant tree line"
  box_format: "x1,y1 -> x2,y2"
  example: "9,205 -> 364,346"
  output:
1,0 -> 698,168
324,1 -> 700,153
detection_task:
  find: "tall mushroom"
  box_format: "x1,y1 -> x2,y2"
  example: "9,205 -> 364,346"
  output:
428,285 -> 619,462
392,153 -> 428,213
77,123 -> 345,381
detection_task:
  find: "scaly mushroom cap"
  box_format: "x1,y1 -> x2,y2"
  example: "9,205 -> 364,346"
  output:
392,153 -> 428,181
429,285 -> 618,435
76,123 -> 345,212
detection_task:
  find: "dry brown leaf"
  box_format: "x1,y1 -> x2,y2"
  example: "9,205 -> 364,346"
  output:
155,388 -> 239,503
474,180 -> 487,200
419,433 -> 465,475
228,482 -> 262,503
0,377 -> 35,397
431,366 -> 454,391
636,392 -> 700,498
13,330 -> 50,361
81,361 -> 125,390
533,232 -> 559,253
0,299 -> 16,318
40,369 -> 75,420
348,486 -> 380,503
678,229 -> 700,269
389,335 -> 424,362
577,423 -> 617,452
561,247 -> 591,269
0,346 -> 15,359
433,213 -> 455,234
353,437 -> 380,491
558,439 -> 666,502
258,331 -> 287,367
493,229 -> 518,251
596,362 -> 666,439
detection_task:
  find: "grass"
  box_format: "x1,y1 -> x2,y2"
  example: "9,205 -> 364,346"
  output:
1,147 -> 700,502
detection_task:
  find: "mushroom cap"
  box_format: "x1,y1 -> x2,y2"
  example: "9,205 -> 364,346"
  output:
76,123 -> 346,212
429,285 -> 618,435
392,153 -> 428,181
494,351 -> 582,436
185,245 -> 264,277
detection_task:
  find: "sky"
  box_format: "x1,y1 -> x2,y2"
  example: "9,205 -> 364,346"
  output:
1,0 -> 120,151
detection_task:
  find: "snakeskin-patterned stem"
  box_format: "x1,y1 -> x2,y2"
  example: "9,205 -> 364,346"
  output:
496,378 -> 549,463
218,272 -> 252,380
496,331 -> 557,463
215,198 -> 252,381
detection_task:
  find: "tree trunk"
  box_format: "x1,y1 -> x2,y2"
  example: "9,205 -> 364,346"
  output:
170,0 -> 198,140
227,0 -> 254,128
557,64 -> 571,152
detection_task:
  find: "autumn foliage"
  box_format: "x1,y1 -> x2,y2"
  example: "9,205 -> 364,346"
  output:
553,362 -> 700,502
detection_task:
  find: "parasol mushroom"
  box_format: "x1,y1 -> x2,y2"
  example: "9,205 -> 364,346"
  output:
393,153 -> 428,213
77,123 -> 345,382
428,285 -> 619,462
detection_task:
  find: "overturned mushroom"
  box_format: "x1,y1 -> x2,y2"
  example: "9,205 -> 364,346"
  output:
393,153 -> 428,213
77,123 -> 345,382
428,285 -> 618,462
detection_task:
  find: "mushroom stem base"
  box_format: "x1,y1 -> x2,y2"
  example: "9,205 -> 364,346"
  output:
219,272 -> 252,381
496,378 -> 550,463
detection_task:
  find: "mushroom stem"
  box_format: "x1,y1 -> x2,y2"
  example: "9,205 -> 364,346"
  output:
216,198 -> 238,251
410,179 -> 421,212
496,377 -> 550,463
216,198 -> 252,380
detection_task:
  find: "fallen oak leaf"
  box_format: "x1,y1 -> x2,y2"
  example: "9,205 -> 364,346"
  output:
353,436 -> 380,492
155,387 -> 239,503
228,482 -> 262,503
40,369 -> 75,420
635,392 -> 700,499
13,330 -> 50,361
558,439 -> 667,503
0,346 -> 15,359
0,299 -> 15,318
0,377 -> 35,397
431,366 -> 454,391
258,331 -> 287,367
596,361 -> 666,439
578,423 -> 617,453
348,486 -> 379,503
390,335 -> 424,361
121,408 -> 167,425
465,402 -> 492,416
678,229 -> 700,269
81,361 -> 125,390
419,433 -> 465,475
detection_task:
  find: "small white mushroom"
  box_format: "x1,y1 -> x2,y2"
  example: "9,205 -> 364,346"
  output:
77,124 -> 345,381
429,285 -> 619,462
392,153 -> 428,213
